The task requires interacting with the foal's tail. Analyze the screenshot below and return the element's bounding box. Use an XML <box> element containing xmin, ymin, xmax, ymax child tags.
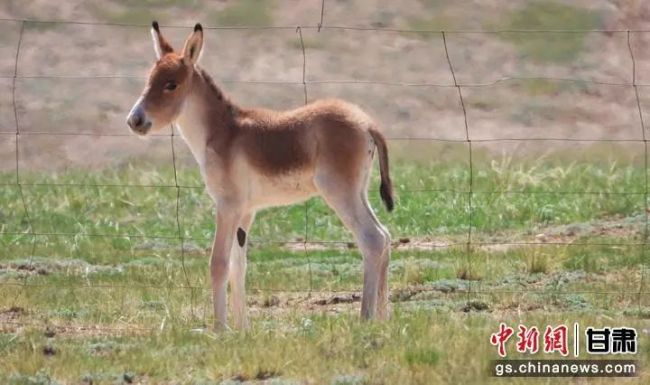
<box><xmin>369</xmin><ymin>128</ymin><xmax>394</xmax><ymax>212</ymax></box>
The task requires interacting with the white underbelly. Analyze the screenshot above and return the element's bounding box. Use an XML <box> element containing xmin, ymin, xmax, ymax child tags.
<box><xmin>249</xmin><ymin>171</ymin><xmax>318</xmax><ymax>209</ymax></box>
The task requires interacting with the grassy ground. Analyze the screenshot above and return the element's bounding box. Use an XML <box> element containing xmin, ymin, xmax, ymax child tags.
<box><xmin>1</xmin><ymin>146</ymin><xmax>650</xmax><ymax>384</ymax></box>
<box><xmin>1</xmin><ymin>0</ymin><xmax>648</xmax><ymax>383</ymax></box>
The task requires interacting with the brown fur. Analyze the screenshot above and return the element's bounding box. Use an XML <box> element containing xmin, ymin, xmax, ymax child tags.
<box><xmin>186</xmin><ymin>67</ymin><xmax>376</xmax><ymax>182</ymax></box>
<box><xmin>143</xmin><ymin>53</ymin><xmax>192</xmax><ymax>129</ymax></box>
<box><xmin>240</xmin><ymin>117</ymin><xmax>316</xmax><ymax>175</ymax></box>
<box><xmin>140</xmin><ymin>31</ymin><xmax>388</xmax><ymax>189</ymax></box>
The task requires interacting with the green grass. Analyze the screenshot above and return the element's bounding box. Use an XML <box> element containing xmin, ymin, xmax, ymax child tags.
<box><xmin>1</xmin><ymin>148</ymin><xmax>649</xmax><ymax>384</ymax></box>
<box><xmin>515</xmin><ymin>78</ymin><xmax>591</xmax><ymax>97</ymax></box>
<box><xmin>1</xmin><ymin>310</ymin><xmax>648</xmax><ymax>384</ymax></box>
<box><xmin>88</xmin><ymin>0</ymin><xmax>204</xmax><ymax>25</ymax></box>
<box><xmin>89</xmin><ymin>3</ymin><xmax>167</xmax><ymax>26</ymax></box>
<box><xmin>501</xmin><ymin>2</ymin><xmax>602</xmax><ymax>63</ymax></box>
<box><xmin>2</xmin><ymin>144</ymin><xmax>645</xmax><ymax>242</ymax></box>
<box><xmin>406</xmin><ymin>1</ymin><xmax>459</xmax><ymax>37</ymax></box>
<box><xmin>210</xmin><ymin>0</ymin><xmax>274</xmax><ymax>27</ymax></box>
<box><xmin>407</xmin><ymin>15</ymin><xmax>458</xmax><ymax>34</ymax></box>
<box><xmin>287</xmin><ymin>37</ymin><xmax>327</xmax><ymax>51</ymax></box>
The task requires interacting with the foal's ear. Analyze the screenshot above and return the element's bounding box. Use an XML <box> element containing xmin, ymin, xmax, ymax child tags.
<box><xmin>182</xmin><ymin>23</ymin><xmax>204</xmax><ymax>65</ymax></box>
<box><xmin>151</xmin><ymin>21</ymin><xmax>174</xmax><ymax>59</ymax></box>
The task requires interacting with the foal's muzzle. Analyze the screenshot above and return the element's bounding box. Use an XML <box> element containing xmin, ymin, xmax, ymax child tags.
<box><xmin>126</xmin><ymin>102</ymin><xmax>152</xmax><ymax>134</ymax></box>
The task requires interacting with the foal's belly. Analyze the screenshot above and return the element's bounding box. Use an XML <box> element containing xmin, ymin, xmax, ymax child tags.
<box><xmin>249</xmin><ymin>170</ymin><xmax>318</xmax><ymax>209</ymax></box>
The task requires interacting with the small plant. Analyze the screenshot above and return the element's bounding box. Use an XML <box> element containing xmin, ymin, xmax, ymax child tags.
<box><xmin>527</xmin><ymin>250</ymin><xmax>549</xmax><ymax>275</ymax></box>
<box><xmin>401</xmin><ymin>260</ymin><xmax>438</xmax><ymax>285</ymax></box>
<box><xmin>8</xmin><ymin>370</ymin><xmax>58</xmax><ymax>385</ymax></box>
<box><xmin>456</xmin><ymin>264</ymin><xmax>481</xmax><ymax>281</ymax></box>
<box><xmin>405</xmin><ymin>347</ymin><xmax>440</xmax><ymax>366</ymax></box>
<box><xmin>563</xmin><ymin>252</ymin><xmax>602</xmax><ymax>274</ymax></box>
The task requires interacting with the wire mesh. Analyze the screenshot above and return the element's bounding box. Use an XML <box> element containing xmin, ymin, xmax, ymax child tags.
<box><xmin>0</xmin><ymin>11</ymin><xmax>649</xmax><ymax>332</ymax></box>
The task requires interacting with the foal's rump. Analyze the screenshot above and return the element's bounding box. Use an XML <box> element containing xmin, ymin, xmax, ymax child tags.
<box><xmin>236</xmin><ymin>98</ymin><xmax>393</xmax><ymax>211</ymax></box>
<box><xmin>310</xmin><ymin>100</ymin><xmax>394</xmax><ymax>212</ymax></box>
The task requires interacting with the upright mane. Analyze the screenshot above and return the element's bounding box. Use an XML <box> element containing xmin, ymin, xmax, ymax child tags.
<box><xmin>194</xmin><ymin>65</ymin><xmax>242</xmax><ymax>144</ymax></box>
<box><xmin>196</xmin><ymin>66</ymin><xmax>238</xmax><ymax>110</ymax></box>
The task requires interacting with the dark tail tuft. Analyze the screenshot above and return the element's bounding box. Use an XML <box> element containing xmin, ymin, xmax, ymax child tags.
<box><xmin>380</xmin><ymin>181</ymin><xmax>394</xmax><ymax>212</ymax></box>
<box><xmin>369</xmin><ymin>128</ymin><xmax>394</xmax><ymax>212</ymax></box>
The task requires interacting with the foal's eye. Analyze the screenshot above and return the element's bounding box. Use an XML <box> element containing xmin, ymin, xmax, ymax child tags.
<box><xmin>164</xmin><ymin>82</ymin><xmax>177</xmax><ymax>91</ymax></box>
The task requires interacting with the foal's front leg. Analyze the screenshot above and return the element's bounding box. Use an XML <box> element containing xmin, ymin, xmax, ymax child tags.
<box><xmin>210</xmin><ymin>206</ymin><xmax>241</xmax><ymax>330</ymax></box>
<box><xmin>229</xmin><ymin>212</ymin><xmax>255</xmax><ymax>330</ymax></box>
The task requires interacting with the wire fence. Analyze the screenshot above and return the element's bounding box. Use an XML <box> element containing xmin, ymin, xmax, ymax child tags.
<box><xmin>1</xmin><ymin>8</ymin><xmax>650</xmax><ymax>332</ymax></box>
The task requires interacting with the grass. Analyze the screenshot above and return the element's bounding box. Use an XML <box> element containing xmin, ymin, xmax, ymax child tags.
<box><xmin>501</xmin><ymin>2</ymin><xmax>602</xmax><ymax>63</ymax></box>
<box><xmin>88</xmin><ymin>0</ymin><xmax>205</xmax><ymax>25</ymax></box>
<box><xmin>515</xmin><ymin>78</ymin><xmax>591</xmax><ymax>97</ymax></box>
<box><xmin>89</xmin><ymin>0</ymin><xmax>275</xmax><ymax>28</ymax></box>
<box><xmin>210</xmin><ymin>0</ymin><xmax>274</xmax><ymax>27</ymax></box>
<box><xmin>406</xmin><ymin>1</ymin><xmax>459</xmax><ymax>36</ymax></box>
<box><xmin>1</xmin><ymin>147</ymin><xmax>649</xmax><ymax>383</ymax></box>
<box><xmin>2</xmin><ymin>143</ymin><xmax>645</xmax><ymax>242</ymax></box>
<box><xmin>287</xmin><ymin>37</ymin><xmax>327</xmax><ymax>51</ymax></box>
<box><xmin>1</xmin><ymin>310</ymin><xmax>648</xmax><ymax>384</ymax></box>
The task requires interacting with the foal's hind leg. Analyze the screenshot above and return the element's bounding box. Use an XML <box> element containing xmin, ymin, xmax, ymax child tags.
<box><xmin>362</xmin><ymin>197</ymin><xmax>391</xmax><ymax>320</ymax></box>
<box><xmin>359</xmin><ymin>145</ymin><xmax>391</xmax><ymax>319</ymax></box>
<box><xmin>315</xmin><ymin>176</ymin><xmax>389</xmax><ymax>319</ymax></box>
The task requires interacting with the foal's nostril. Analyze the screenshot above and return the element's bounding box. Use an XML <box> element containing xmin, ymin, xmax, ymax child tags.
<box><xmin>127</xmin><ymin>112</ymin><xmax>147</xmax><ymax>131</ymax></box>
<box><xmin>132</xmin><ymin>114</ymin><xmax>143</xmax><ymax>128</ymax></box>
<box><xmin>127</xmin><ymin>102</ymin><xmax>151</xmax><ymax>133</ymax></box>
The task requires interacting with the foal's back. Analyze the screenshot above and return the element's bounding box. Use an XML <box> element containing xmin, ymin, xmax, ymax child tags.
<box><xmin>234</xmin><ymin>99</ymin><xmax>376</xmax><ymax>184</ymax></box>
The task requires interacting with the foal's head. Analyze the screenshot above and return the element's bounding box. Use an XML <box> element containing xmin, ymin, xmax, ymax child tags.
<box><xmin>126</xmin><ymin>21</ymin><xmax>204</xmax><ymax>135</ymax></box>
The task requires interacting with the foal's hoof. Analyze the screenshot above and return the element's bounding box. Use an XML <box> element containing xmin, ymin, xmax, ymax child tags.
<box><xmin>234</xmin><ymin>321</ymin><xmax>250</xmax><ymax>331</ymax></box>
<box><xmin>377</xmin><ymin>305</ymin><xmax>392</xmax><ymax>321</ymax></box>
<box><xmin>213</xmin><ymin>322</ymin><xmax>232</xmax><ymax>332</ymax></box>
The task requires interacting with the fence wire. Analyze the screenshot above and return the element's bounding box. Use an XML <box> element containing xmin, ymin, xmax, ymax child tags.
<box><xmin>1</xmin><ymin>11</ymin><xmax>649</xmax><ymax>332</ymax></box>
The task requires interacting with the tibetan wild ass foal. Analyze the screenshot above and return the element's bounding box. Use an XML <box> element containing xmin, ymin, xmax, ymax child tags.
<box><xmin>126</xmin><ymin>22</ymin><xmax>394</xmax><ymax>329</ymax></box>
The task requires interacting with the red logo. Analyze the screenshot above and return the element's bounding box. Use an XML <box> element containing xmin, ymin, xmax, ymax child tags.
<box><xmin>490</xmin><ymin>323</ymin><xmax>515</xmax><ymax>357</ymax></box>
<box><xmin>490</xmin><ymin>323</ymin><xmax>637</xmax><ymax>357</ymax></box>
<box><xmin>543</xmin><ymin>325</ymin><xmax>568</xmax><ymax>356</ymax></box>
<box><xmin>517</xmin><ymin>325</ymin><xmax>540</xmax><ymax>354</ymax></box>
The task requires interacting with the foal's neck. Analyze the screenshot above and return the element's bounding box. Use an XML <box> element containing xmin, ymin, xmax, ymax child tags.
<box><xmin>175</xmin><ymin>67</ymin><xmax>238</xmax><ymax>166</ymax></box>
